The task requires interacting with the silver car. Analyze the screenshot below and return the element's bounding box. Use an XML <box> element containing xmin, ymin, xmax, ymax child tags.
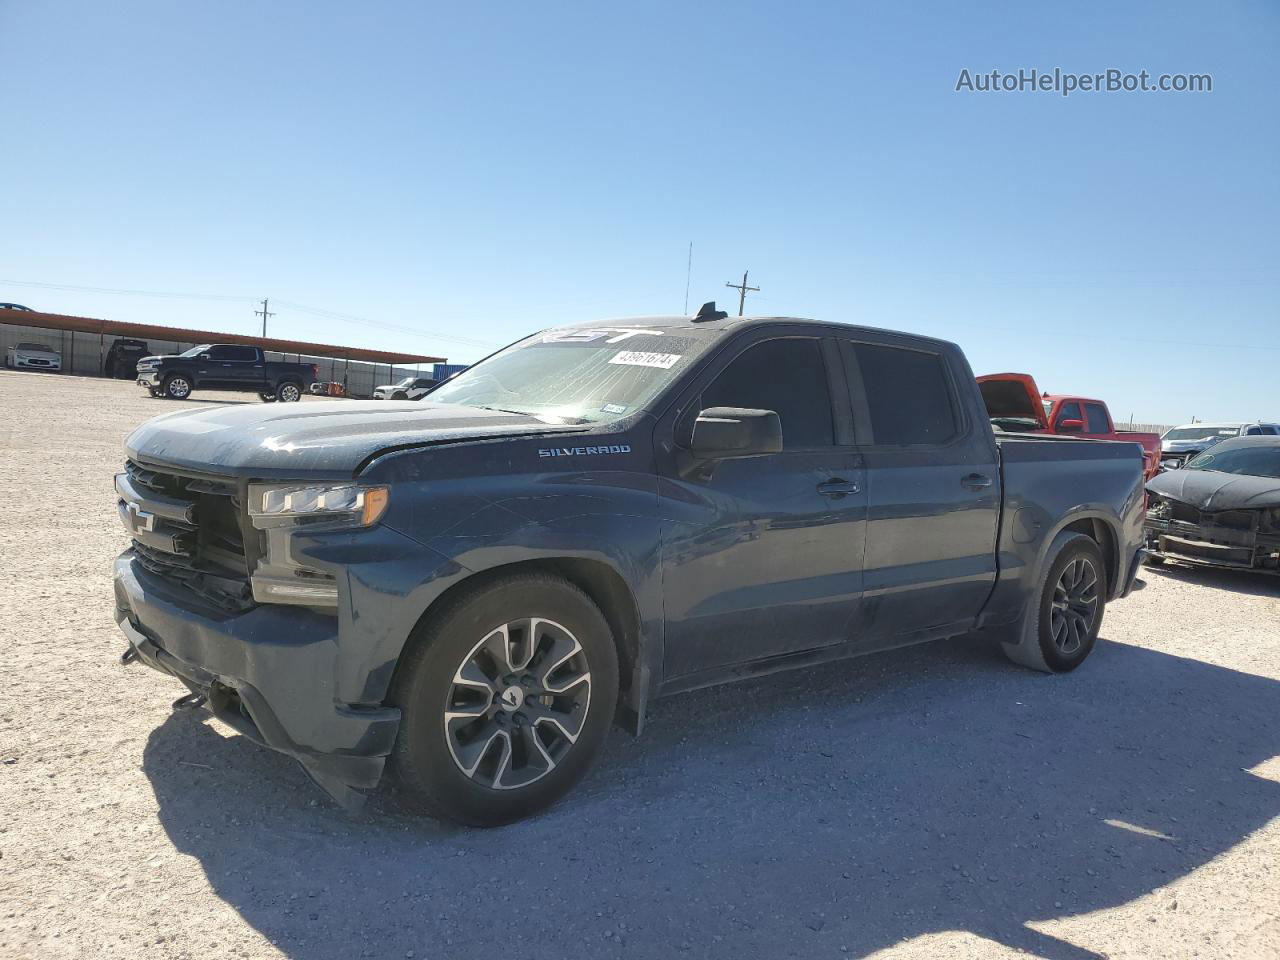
<box><xmin>1161</xmin><ymin>421</ymin><xmax>1280</xmax><ymax>469</ymax></box>
<box><xmin>5</xmin><ymin>341</ymin><xmax>62</xmax><ymax>372</ymax></box>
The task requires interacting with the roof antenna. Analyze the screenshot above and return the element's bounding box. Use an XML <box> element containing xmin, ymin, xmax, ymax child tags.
<box><xmin>693</xmin><ymin>301</ymin><xmax>728</xmax><ymax>322</ymax></box>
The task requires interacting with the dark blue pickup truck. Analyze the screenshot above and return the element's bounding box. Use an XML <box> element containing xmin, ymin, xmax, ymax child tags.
<box><xmin>113</xmin><ymin>310</ymin><xmax>1145</xmax><ymax>824</ymax></box>
<box><xmin>135</xmin><ymin>344</ymin><xmax>316</xmax><ymax>402</ymax></box>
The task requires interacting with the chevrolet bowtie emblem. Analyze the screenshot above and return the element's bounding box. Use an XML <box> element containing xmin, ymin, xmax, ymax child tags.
<box><xmin>120</xmin><ymin>501</ymin><xmax>157</xmax><ymax>534</ymax></box>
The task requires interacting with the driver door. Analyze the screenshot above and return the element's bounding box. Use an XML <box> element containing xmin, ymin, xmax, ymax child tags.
<box><xmin>655</xmin><ymin>330</ymin><xmax>868</xmax><ymax>682</ymax></box>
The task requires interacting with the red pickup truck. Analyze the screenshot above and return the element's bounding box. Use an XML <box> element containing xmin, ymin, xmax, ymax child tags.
<box><xmin>978</xmin><ymin>373</ymin><xmax>1161</xmax><ymax>481</ymax></box>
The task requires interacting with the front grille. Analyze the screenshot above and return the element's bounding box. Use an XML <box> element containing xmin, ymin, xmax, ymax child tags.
<box><xmin>120</xmin><ymin>459</ymin><xmax>254</xmax><ymax>612</ymax></box>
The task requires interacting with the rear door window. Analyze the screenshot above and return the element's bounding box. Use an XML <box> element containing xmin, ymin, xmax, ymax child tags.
<box><xmin>1084</xmin><ymin>402</ymin><xmax>1110</xmax><ymax>433</ymax></box>
<box><xmin>849</xmin><ymin>343</ymin><xmax>958</xmax><ymax>445</ymax></box>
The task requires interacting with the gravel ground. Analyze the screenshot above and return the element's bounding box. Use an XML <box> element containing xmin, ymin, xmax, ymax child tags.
<box><xmin>2</xmin><ymin>368</ymin><xmax>1278</xmax><ymax>960</ymax></box>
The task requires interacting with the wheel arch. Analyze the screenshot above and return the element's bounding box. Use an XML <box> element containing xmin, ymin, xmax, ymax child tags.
<box><xmin>1052</xmin><ymin>513</ymin><xmax>1120</xmax><ymax>598</ymax></box>
<box><xmin>389</xmin><ymin>556</ymin><xmax>644</xmax><ymax>727</ymax></box>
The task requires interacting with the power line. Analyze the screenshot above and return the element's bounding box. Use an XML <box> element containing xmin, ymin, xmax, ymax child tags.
<box><xmin>725</xmin><ymin>270</ymin><xmax>760</xmax><ymax>316</ymax></box>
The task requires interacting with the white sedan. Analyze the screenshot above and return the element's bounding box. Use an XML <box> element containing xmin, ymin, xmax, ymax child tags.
<box><xmin>5</xmin><ymin>341</ymin><xmax>62</xmax><ymax>372</ymax></box>
<box><xmin>372</xmin><ymin>376</ymin><xmax>437</xmax><ymax>400</ymax></box>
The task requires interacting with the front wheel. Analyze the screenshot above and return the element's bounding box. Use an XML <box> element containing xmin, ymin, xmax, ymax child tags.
<box><xmin>389</xmin><ymin>573</ymin><xmax>619</xmax><ymax>826</ymax></box>
<box><xmin>1002</xmin><ymin>533</ymin><xmax>1106</xmax><ymax>673</ymax></box>
<box><xmin>391</xmin><ymin>391</ymin><xmax>408</xmax><ymax>400</ymax></box>
<box><xmin>276</xmin><ymin>381</ymin><xmax>301</xmax><ymax>402</ymax></box>
<box><xmin>162</xmin><ymin>375</ymin><xmax>192</xmax><ymax>400</ymax></box>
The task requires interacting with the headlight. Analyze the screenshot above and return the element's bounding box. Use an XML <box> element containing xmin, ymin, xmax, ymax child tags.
<box><xmin>247</xmin><ymin>483</ymin><xmax>389</xmax><ymax>607</ymax></box>
<box><xmin>248</xmin><ymin>483</ymin><xmax>389</xmax><ymax>528</ymax></box>
<box><xmin>1147</xmin><ymin>497</ymin><xmax>1171</xmax><ymax>520</ymax></box>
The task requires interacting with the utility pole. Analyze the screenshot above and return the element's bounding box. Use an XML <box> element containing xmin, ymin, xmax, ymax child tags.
<box><xmin>724</xmin><ymin>271</ymin><xmax>759</xmax><ymax>316</ymax></box>
<box><xmin>255</xmin><ymin>298</ymin><xmax>275</xmax><ymax>338</ymax></box>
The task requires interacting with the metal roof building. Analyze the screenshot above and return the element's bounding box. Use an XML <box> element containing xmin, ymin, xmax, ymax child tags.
<box><xmin>0</xmin><ymin>309</ymin><xmax>450</xmax><ymax>397</ymax></box>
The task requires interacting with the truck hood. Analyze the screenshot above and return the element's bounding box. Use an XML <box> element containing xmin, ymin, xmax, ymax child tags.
<box><xmin>976</xmin><ymin>373</ymin><xmax>1048</xmax><ymax>430</ymax></box>
<box><xmin>1147</xmin><ymin>468</ymin><xmax>1280</xmax><ymax>511</ymax></box>
<box><xmin>125</xmin><ymin>400</ymin><xmax>584</xmax><ymax>477</ymax></box>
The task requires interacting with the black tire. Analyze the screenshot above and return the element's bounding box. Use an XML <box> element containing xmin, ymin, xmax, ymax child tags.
<box><xmin>276</xmin><ymin>380</ymin><xmax>302</xmax><ymax>402</ymax></box>
<box><xmin>162</xmin><ymin>374</ymin><xmax>192</xmax><ymax>400</ymax></box>
<box><xmin>389</xmin><ymin>573</ymin><xmax>619</xmax><ymax>826</ymax></box>
<box><xmin>391</xmin><ymin>391</ymin><xmax>408</xmax><ymax>400</ymax></box>
<box><xmin>1002</xmin><ymin>533</ymin><xmax>1106</xmax><ymax>673</ymax></box>
<box><xmin>259</xmin><ymin>392</ymin><xmax>277</xmax><ymax>403</ymax></box>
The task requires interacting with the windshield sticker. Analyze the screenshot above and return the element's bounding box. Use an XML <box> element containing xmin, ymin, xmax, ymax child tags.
<box><xmin>601</xmin><ymin>403</ymin><xmax>628</xmax><ymax>414</ymax></box>
<box><xmin>608</xmin><ymin>351</ymin><xmax>682</xmax><ymax>370</ymax></box>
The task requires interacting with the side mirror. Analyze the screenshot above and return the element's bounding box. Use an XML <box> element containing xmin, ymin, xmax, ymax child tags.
<box><xmin>690</xmin><ymin>407</ymin><xmax>783</xmax><ymax>459</ymax></box>
<box><xmin>1057</xmin><ymin>418</ymin><xmax>1084</xmax><ymax>433</ymax></box>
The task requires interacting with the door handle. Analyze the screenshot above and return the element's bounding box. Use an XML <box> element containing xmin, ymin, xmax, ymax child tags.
<box><xmin>961</xmin><ymin>473</ymin><xmax>993</xmax><ymax>490</ymax></box>
<box><xmin>817</xmin><ymin>479</ymin><xmax>860</xmax><ymax>497</ymax></box>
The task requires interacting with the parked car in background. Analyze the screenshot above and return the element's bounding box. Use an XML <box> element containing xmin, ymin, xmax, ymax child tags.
<box><xmin>977</xmin><ymin>373</ymin><xmax>1162</xmax><ymax>480</ymax></box>
<box><xmin>0</xmin><ymin>303</ymin><xmax>35</xmax><ymax>311</ymax></box>
<box><xmin>1145</xmin><ymin>436</ymin><xmax>1280</xmax><ymax>574</ymax></box>
<box><xmin>5</xmin><ymin>341</ymin><xmax>62</xmax><ymax>371</ymax></box>
<box><xmin>310</xmin><ymin>381</ymin><xmax>346</xmax><ymax>396</ymax></box>
<box><xmin>372</xmin><ymin>376</ymin><xmax>438</xmax><ymax>400</ymax></box>
<box><xmin>135</xmin><ymin>344</ymin><xmax>317</xmax><ymax>401</ymax></box>
<box><xmin>113</xmin><ymin>312</ymin><xmax>1144</xmax><ymax>824</ymax></box>
<box><xmin>1159</xmin><ymin>422</ymin><xmax>1280</xmax><ymax>470</ymax></box>
<box><xmin>103</xmin><ymin>338</ymin><xmax>151</xmax><ymax>379</ymax></box>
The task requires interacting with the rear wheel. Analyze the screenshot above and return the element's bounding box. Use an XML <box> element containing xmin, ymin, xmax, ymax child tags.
<box><xmin>390</xmin><ymin>573</ymin><xmax>619</xmax><ymax>826</ymax></box>
<box><xmin>1002</xmin><ymin>533</ymin><xmax>1106</xmax><ymax>673</ymax></box>
<box><xmin>276</xmin><ymin>381</ymin><xmax>301</xmax><ymax>402</ymax></box>
<box><xmin>162</xmin><ymin>375</ymin><xmax>191</xmax><ymax>400</ymax></box>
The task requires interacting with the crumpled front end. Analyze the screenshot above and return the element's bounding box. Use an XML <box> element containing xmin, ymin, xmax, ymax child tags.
<box><xmin>1144</xmin><ymin>496</ymin><xmax>1280</xmax><ymax>573</ymax></box>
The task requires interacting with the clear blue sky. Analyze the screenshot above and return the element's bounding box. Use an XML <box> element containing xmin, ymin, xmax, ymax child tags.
<box><xmin>2</xmin><ymin>1</ymin><xmax>1276</xmax><ymax>423</ymax></box>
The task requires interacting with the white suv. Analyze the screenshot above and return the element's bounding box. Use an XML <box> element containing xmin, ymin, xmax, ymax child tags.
<box><xmin>372</xmin><ymin>376</ymin><xmax>438</xmax><ymax>401</ymax></box>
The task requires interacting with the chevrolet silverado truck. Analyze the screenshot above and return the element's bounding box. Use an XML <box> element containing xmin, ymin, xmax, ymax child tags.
<box><xmin>113</xmin><ymin>308</ymin><xmax>1145</xmax><ymax>825</ymax></box>
<box><xmin>136</xmin><ymin>344</ymin><xmax>317</xmax><ymax>402</ymax></box>
<box><xmin>978</xmin><ymin>373</ymin><xmax>1161</xmax><ymax>481</ymax></box>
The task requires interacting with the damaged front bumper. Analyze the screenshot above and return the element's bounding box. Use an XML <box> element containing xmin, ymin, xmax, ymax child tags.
<box><xmin>113</xmin><ymin>554</ymin><xmax>401</xmax><ymax>807</ymax></box>
<box><xmin>1144</xmin><ymin>517</ymin><xmax>1280</xmax><ymax>574</ymax></box>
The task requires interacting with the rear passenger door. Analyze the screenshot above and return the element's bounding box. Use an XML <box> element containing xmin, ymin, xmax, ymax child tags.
<box><xmin>838</xmin><ymin>335</ymin><xmax>1001</xmax><ymax>647</ymax></box>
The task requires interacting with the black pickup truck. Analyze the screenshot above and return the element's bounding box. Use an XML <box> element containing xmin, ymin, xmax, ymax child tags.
<box><xmin>135</xmin><ymin>344</ymin><xmax>317</xmax><ymax>402</ymax></box>
<box><xmin>113</xmin><ymin>309</ymin><xmax>1145</xmax><ymax>824</ymax></box>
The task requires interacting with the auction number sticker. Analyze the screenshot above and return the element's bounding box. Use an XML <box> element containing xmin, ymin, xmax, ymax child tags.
<box><xmin>608</xmin><ymin>351</ymin><xmax>683</xmax><ymax>369</ymax></box>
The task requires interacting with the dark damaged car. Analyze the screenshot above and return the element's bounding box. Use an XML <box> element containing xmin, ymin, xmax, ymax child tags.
<box><xmin>1145</xmin><ymin>436</ymin><xmax>1280</xmax><ymax>574</ymax></box>
<box><xmin>112</xmin><ymin>310</ymin><xmax>1145</xmax><ymax>825</ymax></box>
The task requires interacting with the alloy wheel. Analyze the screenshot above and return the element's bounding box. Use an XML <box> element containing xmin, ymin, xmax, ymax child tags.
<box><xmin>167</xmin><ymin>377</ymin><xmax>191</xmax><ymax>399</ymax></box>
<box><xmin>1049</xmin><ymin>557</ymin><xmax>1099</xmax><ymax>655</ymax></box>
<box><xmin>280</xmin><ymin>383</ymin><xmax>300</xmax><ymax>401</ymax></box>
<box><xmin>444</xmin><ymin>618</ymin><xmax>592</xmax><ymax>790</ymax></box>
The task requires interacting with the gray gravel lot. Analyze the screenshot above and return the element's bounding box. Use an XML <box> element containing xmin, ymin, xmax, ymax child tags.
<box><xmin>2</xmin><ymin>369</ymin><xmax>1278</xmax><ymax>960</ymax></box>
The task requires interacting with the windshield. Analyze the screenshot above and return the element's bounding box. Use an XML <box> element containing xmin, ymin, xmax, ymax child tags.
<box><xmin>1164</xmin><ymin>425</ymin><xmax>1238</xmax><ymax>442</ymax></box>
<box><xmin>428</xmin><ymin>326</ymin><xmax>716</xmax><ymax>424</ymax></box>
<box><xmin>178</xmin><ymin>345</ymin><xmax>212</xmax><ymax>357</ymax></box>
<box><xmin>1185</xmin><ymin>445</ymin><xmax>1280</xmax><ymax>479</ymax></box>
